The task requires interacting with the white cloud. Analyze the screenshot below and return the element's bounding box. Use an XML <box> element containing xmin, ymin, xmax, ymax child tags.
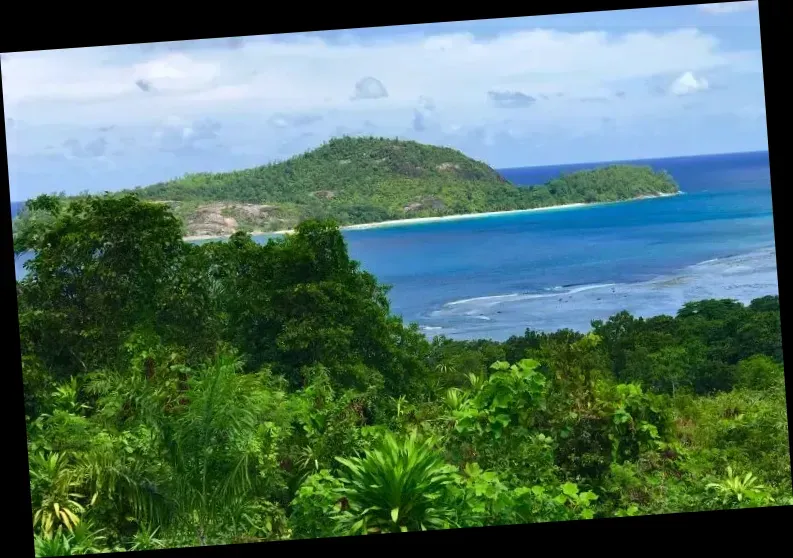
<box><xmin>1</xmin><ymin>19</ymin><xmax>768</xmax><ymax>198</ymax></box>
<box><xmin>352</xmin><ymin>77</ymin><xmax>389</xmax><ymax>100</ymax></box>
<box><xmin>669</xmin><ymin>71</ymin><xmax>710</xmax><ymax>96</ymax></box>
<box><xmin>151</xmin><ymin>116</ymin><xmax>222</xmax><ymax>154</ymax></box>
<box><xmin>1</xmin><ymin>27</ymin><xmax>758</xmax><ymax>128</ymax></box>
<box><xmin>698</xmin><ymin>2</ymin><xmax>757</xmax><ymax>14</ymax></box>
<box><xmin>132</xmin><ymin>53</ymin><xmax>220</xmax><ymax>93</ymax></box>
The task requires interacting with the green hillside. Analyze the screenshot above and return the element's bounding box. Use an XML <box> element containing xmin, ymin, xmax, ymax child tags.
<box><xmin>129</xmin><ymin>136</ymin><xmax>680</xmax><ymax>236</ymax></box>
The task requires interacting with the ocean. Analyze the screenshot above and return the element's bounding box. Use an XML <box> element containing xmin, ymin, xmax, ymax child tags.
<box><xmin>11</xmin><ymin>151</ymin><xmax>778</xmax><ymax>341</ymax></box>
<box><xmin>328</xmin><ymin>150</ymin><xmax>778</xmax><ymax>340</ymax></box>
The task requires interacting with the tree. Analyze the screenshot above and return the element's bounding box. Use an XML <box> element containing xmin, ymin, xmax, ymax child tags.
<box><xmin>734</xmin><ymin>355</ymin><xmax>784</xmax><ymax>391</ymax></box>
<box><xmin>200</xmin><ymin>221</ymin><xmax>431</xmax><ymax>395</ymax></box>
<box><xmin>162</xmin><ymin>351</ymin><xmax>288</xmax><ymax>545</ymax></box>
<box><xmin>16</xmin><ymin>194</ymin><xmax>217</xmax><ymax>381</ymax></box>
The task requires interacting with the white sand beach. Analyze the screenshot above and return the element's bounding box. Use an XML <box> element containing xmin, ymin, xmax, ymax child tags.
<box><xmin>182</xmin><ymin>191</ymin><xmax>680</xmax><ymax>242</ymax></box>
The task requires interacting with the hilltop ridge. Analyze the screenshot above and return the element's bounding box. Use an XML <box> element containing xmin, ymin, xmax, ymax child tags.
<box><xmin>18</xmin><ymin>137</ymin><xmax>682</xmax><ymax>238</ymax></box>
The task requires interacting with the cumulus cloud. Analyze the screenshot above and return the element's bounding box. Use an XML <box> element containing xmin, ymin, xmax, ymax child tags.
<box><xmin>0</xmin><ymin>19</ymin><xmax>767</xmax><ymax>197</ymax></box>
<box><xmin>184</xmin><ymin>119</ymin><xmax>221</xmax><ymax>141</ymax></box>
<box><xmin>412</xmin><ymin>95</ymin><xmax>436</xmax><ymax>132</ymax></box>
<box><xmin>488</xmin><ymin>90</ymin><xmax>536</xmax><ymax>108</ymax></box>
<box><xmin>412</xmin><ymin>111</ymin><xmax>428</xmax><ymax>132</ymax></box>
<box><xmin>352</xmin><ymin>76</ymin><xmax>389</xmax><ymax>100</ymax></box>
<box><xmin>84</xmin><ymin>137</ymin><xmax>109</xmax><ymax>157</ymax></box>
<box><xmin>418</xmin><ymin>96</ymin><xmax>435</xmax><ymax>112</ymax></box>
<box><xmin>268</xmin><ymin>113</ymin><xmax>323</xmax><ymax>128</ymax></box>
<box><xmin>698</xmin><ymin>2</ymin><xmax>757</xmax><ymax>14</ymax></box>
<box><xmin>62</xmin><ymin>137</ymin><xmax>109</xmax><ymax>159</ymax></box>
<box><xmin>333</xmin><ymin>121</ymin><xmax>379</xmax><ymax>138</ymax></box>
<box><xmin>155</xmin><ymin>117</ymin><xmax>222</xmax><ymax>154</ymax></box>
<box><xmin>62</xmin><ymin>138</ymin><xmax>82</xmax><ymax>155</ymax></box>
<box><xmin>669</xmin><ymin>71</ymin><xmax>710</xmax><ymax>96</ymax></box>
<box><xmin>135</xmin><ymin>79</ymin><xmax>153</xmax><ymax>92</ymax></box>
<box><xmin>1</xmin><ymin>27</ymin><xmax>758</xmax><ymax>127</ymax></box>
<box><xmin>132</xmin><ymin>53</ymin><xmax>219</xmax><ymax>95</ymax></box>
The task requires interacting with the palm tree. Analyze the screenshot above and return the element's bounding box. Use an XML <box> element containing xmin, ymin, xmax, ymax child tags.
<box><xmin>335</xmin><ymin>432</ymin><xmax>459</xmax><ymax>534</ymax></box>
<box><xmin>164</xmin><ymin>351</ymin><xmax>279</xmax><ymax>545</ymax></box>
<box><xmin>73</xmin><ymin>349</ymin><xmax>285</xmax><ymax>546</ymax></box>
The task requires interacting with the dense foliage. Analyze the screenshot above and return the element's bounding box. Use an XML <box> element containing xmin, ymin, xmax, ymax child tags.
<box><xmin>16</xmin><ymin>194</ymin><xmax>789</xmax><ymax>555</ymax></box>
<box><xmin>13</xmin><ymin>138</ymin><xmax>681</xmax><ymax>236</ymax></box>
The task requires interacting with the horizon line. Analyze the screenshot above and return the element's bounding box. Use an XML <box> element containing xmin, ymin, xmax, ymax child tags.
<box><xmin>496</xmin><ymin>149</ymin><xmax>770</xmax><ymax>172</ymax></box>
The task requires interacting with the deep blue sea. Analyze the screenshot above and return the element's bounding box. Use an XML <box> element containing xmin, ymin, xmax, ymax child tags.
<box><xmin>12</xmin><ymin>150</ymin><xmax>778</xmax><ymax>341</ymax></box>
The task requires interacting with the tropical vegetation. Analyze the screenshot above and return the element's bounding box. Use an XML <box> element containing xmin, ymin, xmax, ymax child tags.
<box><xmin>14</xmin><ymin>193</ymin><xmax>788</xmax><ymax>556</ymax></box>
<box><xmin>12</xmin><ymin>137</ymin><xmax>681</xmax><ymax>236</ymax></box>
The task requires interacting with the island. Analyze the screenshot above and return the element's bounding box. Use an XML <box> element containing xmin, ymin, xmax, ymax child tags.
<box><xmin>14</xmin><ymin>139</ymin><xmax>786</xmax><ymax>552</ymax></box>
<box><xmin>13</xmin><ymin>136</ymin><xmax>681</xmax><ymax>240</ymax></box>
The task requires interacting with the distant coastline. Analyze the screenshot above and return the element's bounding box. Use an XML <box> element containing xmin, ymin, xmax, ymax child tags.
<box><xmin>183</xmin><ymin>191</ymin><xmax>681</xmax><ymax>242</ymax></box>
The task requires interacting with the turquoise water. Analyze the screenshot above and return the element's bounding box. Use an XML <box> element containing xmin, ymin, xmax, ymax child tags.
<box><xmin>318</xmin><ymin>151</ymin><xmax>777</xmax><ymax>339</ymax></box>
<box><xmin>13</xmin><ymin>151</ymin><xmax>777</xmax><ymax>341</ymax></box>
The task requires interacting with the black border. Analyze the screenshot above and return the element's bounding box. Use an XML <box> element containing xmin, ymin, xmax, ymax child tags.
<box><xmin>2</xmin><ymin>1</ymin><xmax>789</xmax><ymax>556</ymax></box>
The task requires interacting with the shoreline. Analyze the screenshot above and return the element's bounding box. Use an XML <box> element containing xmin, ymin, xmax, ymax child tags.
<box><xmin>420</xmin><ymin>245</ymin><xmax>778</xmax><ymax>341</ymax></box>
<box><xmin>182</xmin><ymin>191</ymin><xmax>681</xmax><ymax>242</ymax></box>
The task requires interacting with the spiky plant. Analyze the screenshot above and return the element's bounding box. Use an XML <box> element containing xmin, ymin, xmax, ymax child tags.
<box><xmin>443</xmin><ymin>388</ymin><xmax>468</xmax><ymax>412</ymax></box>
<box><xmin>33</xmin><ymin>529</ymin><xmax>74</xmax><ymax>557</ymax></box>
<box><xmin>69</xmin><ymin>519</ymin><xmax>109</xmax><ymax>554</ymax></box>
<box><xmin>129</xmin><ymin>523</ymin><xmax>166</xmax><ymax>551</ymax></box>
<box><xmin>466</xmin><ymin>372</ymin><xmax>486</xmax><ymax>392</ymax></box>
<box><xmin>29</xmin><ymin>452</ymin><xmax>86</xmax><ymax>537</ymax></box>
<box><xmin>33</xmin><ymin>520</ymin><xmax>109</xmax><ymax>557</ymax></box>
<box><xmin>706</xmin><ymin>466</ymin><xmax>774</xmax><ymax>507</ymax></box>
<box><xmin>335</xmin><ymin>432</ymin><xmax>459</xmax><ymax>534</ymax></box>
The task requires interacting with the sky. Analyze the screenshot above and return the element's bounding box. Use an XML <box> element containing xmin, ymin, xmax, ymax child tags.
<box><xmin>1</xmin><ymin>1</ymin><xmax>767</xmax><ymax>202</ymax></box>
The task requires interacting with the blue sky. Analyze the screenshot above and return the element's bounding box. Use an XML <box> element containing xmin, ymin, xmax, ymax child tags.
<box><xmin>2</xmin><ymin>1</ymin><xmax>767</xmax><ymax>201</ymax></box>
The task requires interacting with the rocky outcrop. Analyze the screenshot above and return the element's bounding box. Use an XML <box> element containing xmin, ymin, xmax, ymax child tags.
<box><xmin>403</xmin><ymin>197</ymin><xmax>446</xmax><ymax>213</ymax></box>
<box><xmin>184</xmin><ymin>203</ymin><xmax>278</xmax><ymax>236</ymax></box>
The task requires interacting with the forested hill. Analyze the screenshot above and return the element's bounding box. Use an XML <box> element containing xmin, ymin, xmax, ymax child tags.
<box><xmin>39</xmin><ymin>137</ymin><xmax>681</xmax><ymax>237</ymax></box>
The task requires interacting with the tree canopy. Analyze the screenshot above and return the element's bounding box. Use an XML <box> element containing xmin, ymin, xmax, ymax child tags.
<box><xmin>14</xmin><ymin>137</ymin><xmax>681</xmax><ymax>237</ymax></box>
<box><xmin>15</xmin><ymin>194</ymin><xmax>788</xmax><ymax>555</ymax></box>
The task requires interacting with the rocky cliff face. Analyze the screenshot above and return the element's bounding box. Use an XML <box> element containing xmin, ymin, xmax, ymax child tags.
<box><xmin>183</xmin><ymin>203</ymin><xmax>282</xmax><ymax>236</ymax></box>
